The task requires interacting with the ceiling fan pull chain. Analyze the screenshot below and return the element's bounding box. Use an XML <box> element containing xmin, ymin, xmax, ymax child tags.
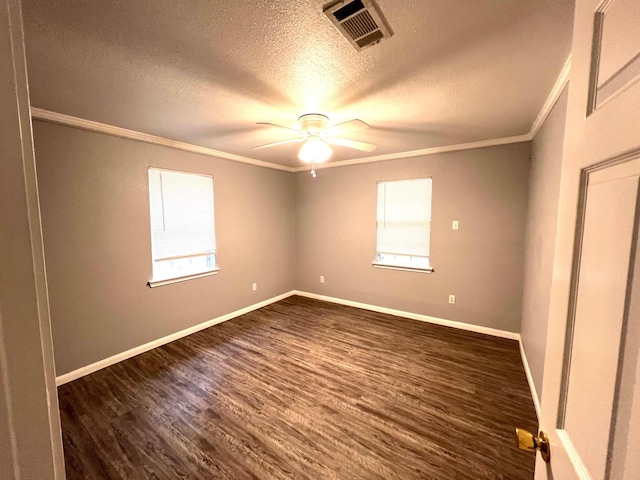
<box><xmin>311</xmin><ymin>157</ymin><xmax>317</xmax><ymax>178</ymax></box>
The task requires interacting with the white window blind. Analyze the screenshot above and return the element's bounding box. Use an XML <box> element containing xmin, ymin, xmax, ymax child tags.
<box><xmin>148</xmin><ymin>168</ymin><xmax>217</xmax><ymax>284</ymax></box>
<box><xmin>375</xmin><ymin>177</ymin><xmax>432</xmax><ymax>271</ymax></box>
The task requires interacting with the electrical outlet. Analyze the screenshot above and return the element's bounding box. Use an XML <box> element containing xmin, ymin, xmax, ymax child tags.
<box><xmin>452</xmin><ymin>220</ymin><xmax>459</xmax><ymax>230</ymax></box>
<box><xmin>320</xmin><ymin>276</ymin><xmax>325</xmax><ymax>283</ymax></box>
<box><xmin>449</xmin><ymin>294</ymin><xmax>456</xmax><ymax>304</ymax></box>
<box><xmin>252</xmin><ymin>283</ymin><xmax>257</xmax><ymax>292</ymax></box>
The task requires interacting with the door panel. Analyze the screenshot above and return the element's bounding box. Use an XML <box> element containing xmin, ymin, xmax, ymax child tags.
<box><xmin>608</xmin><ymin>236</ymin><xmax>640</xmax><ymax>479</ymax></box>
<box><xmin>591</xmin><ymin>0</ymin><xmax>640</xmax><ymax>109</ymax></box>
<box><xmin>597</xmin><ymin>0</ymin><xmax>640</xmax><ymax>85</ymax></box>
<box><xmin>563</xmin><ymin>173</ymin><xmax>639</xmax><ymax>479</ymax></box>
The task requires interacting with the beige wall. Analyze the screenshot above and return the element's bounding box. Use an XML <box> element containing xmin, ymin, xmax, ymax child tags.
<box><xmin>36</xmin><ymin>122</ymin><xmax>532</xmax><ymax>377</ymax></box>
<box><xmin>520</xmin><ymin>87</ymin><xmax>569</xmax><ymax>403</ymax></box>
<box><xmin>34</xmin><ymin>122</ymin><xmax>295</xmax><ymax>376</ymax></box>
<box><xmin>295</xmin><ymin>143</ymin><xmax>531</xmax><ymax>333</ymax></box>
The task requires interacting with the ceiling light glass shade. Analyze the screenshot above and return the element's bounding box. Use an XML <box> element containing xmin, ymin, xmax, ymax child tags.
<box><xmin>298</xmin><ymin>136</ymin><xmax>332</xmax><ymax>163</ymax></box>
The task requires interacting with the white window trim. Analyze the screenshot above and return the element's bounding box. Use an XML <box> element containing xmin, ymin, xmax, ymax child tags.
<box><xmin>147</xmin><ymin>268</ymin><xmax>219</xmax><ymax>288</ymax></box>
<box><xmin>371</xmin><ymin>262</ymin><xmax>434</xmax><ymax>274</ymax></box>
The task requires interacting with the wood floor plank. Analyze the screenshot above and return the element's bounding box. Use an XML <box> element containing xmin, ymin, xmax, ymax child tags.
<box><xmin>58</xmin><ymin>295</ymin><xmax>538</xmax><ymax>479</ymax></box>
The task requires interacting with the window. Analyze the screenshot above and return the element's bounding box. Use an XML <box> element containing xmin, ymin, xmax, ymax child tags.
<box><xmin>374</xmin><ymin>177</ymin><xmax>433</xmax><ymax>273</ymax></box>
<box><xmin>147</xmin><ymin>168</ymin><xmax>217</xmax><ymax>287</ymax></box>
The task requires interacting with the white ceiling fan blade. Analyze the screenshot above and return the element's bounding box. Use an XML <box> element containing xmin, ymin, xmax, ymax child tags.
<box><xmin>326</xmin><ymin>137</ymin><xmax>377</xmax><ymax>152</ymax></box>
<box><xmin>257</xmin><ymin>122</ymin><xmax>301</xmax><ymax>134</ymax></box>
<box><xmin>252</xmin><ymin>137</ymin><xmax>304</xmax><ymax>150</ymax></box>
<box><xmin>325</xmin><ymin>119</ymin><xmax>370</xmax><ymax>136</ymax></box>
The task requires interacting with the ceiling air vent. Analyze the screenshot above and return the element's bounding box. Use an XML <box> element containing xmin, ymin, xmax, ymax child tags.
<box><xmin>323</xmin><ymin>0</ymin><xmax>393</xmax><ymax>51</ymax></box>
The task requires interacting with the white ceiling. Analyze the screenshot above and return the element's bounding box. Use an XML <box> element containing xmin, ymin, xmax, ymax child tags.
<box><xmin>22</xmin><ymin>0</ymin><xmax>575</xmax><ymax>168</ymax></box>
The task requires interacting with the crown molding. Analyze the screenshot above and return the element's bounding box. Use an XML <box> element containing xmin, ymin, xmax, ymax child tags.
<box><xmin>528</xmin><ymin>55</ymin><xmax>572</xmax><ymax>139</ymax></box>
<box><xmin>292</xmin><ymin>133</ymin><xmax>532</xmax><ymax>172</ymax></box>
<box><xmin>30</xmin><ymin>107</ymin><xmax>296</xmax><ymax>172</ymax></box>
<box><xmin>293</xmin><ymin>55</ymin><xmax>571</xmax><ymax>172</ymax></box>
<box><xmin>31</xmin><ymin>56</ymin><xmax>571</xmax><ymax>174</ymax></box>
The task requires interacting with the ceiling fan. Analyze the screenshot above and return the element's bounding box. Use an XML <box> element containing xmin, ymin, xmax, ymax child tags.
<box><xmin>253</xmin><ymin>114</ymin><xmax>377</xmax><ymax>177</ymax></box>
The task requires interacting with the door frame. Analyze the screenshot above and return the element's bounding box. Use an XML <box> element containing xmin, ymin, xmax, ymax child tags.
<box><xmin>537</xmin><ymin>0</ymin><xmax>640</xmax><ymax>477</ymax></box>
<box><xmin>0</xmin><ymin>0</ymin><xmax>66</xmax><ymax>477</ymax></box>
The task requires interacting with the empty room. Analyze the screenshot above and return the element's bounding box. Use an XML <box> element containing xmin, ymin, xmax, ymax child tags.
<box><xmin>4</xmin><ymin>0</ymin><xmax>640</xmax><ymax>479</ymax></box>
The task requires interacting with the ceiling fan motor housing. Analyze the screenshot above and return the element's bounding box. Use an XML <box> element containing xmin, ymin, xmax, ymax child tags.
<box><xmin>298</xmin><ymin>114</ymin><xmax>329</xmax><ymax>135</ymax></box>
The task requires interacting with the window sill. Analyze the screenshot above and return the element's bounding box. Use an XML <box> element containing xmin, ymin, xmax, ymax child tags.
<box><xmin>372</xmin><ymin>262</ymin><xmax>434</xmax><ymax>274</ymax></box>
<box><xmin>147</xmin><ymin>268</ymin><xmax>219</xmax><ymax>288</ymax></box>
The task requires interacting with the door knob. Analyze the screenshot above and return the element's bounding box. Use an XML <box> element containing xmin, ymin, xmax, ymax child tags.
<box><xmin>515</xmin><ymin>428</ymin><xmax>551</xmax><ymax>463</ymax></box>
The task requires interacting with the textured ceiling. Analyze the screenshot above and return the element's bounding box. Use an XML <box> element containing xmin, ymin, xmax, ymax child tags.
<box><xmin>22</xmin><ymin>0</ymin><xmax>574</xmax><ymax>168</ymax></box>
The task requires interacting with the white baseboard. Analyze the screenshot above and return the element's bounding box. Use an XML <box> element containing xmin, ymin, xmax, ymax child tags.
<box><xmin>292</xmin><ymin>290</ymin><xmax>520</xmax><ymax>340</ymax></box>
<box><xmin>518</xmin><ymin>337</ymin><xmax>541</xmax><ymax>419</ymax></box>
<box><xmin>57</xmin><ymin>289</ymin><xmax>529</xmax><ymax>396</ymax></box>
<box><xmin>294</xmin><ymin>290</ymin><xmax>541</xmax><ymax>416</ymax></box>
<box><xmin>55</xmin><ymin>290</ymin><xmax>296</xmax><ymax>386</ymax></box>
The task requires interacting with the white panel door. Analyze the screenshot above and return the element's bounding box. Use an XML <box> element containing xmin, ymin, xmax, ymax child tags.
<box><xmin>536</xmin><ymin>0</ymin><xmax>640</xmax><ymax>479</ymax></box>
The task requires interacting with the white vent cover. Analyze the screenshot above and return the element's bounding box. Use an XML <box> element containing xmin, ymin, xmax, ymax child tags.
<box><xmin>323</xmin><ymin>0</ymin><xmax>393</xmax><ymax>51</ymax></box>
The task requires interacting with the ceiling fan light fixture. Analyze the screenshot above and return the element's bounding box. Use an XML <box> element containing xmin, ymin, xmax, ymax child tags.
<box><xmin>298</xmin><ymin>136</ymin><xmax>332</xmax><ymax>163</ymax></box>
<box><xmin>254</xmin><ymin>113</ymin><xmax>375</xmax><ymax>177</ymax></box>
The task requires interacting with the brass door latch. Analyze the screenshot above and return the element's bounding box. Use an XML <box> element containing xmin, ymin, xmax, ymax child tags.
<box><xmin>515</xmin><ymin>428</ymin><xmax>551</xmax><ymax>463</ymax></box>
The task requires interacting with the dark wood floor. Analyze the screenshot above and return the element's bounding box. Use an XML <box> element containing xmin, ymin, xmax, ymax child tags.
<box><xmin>58</xmin><ymin>295</ymin><xmax>538</xmax><ymax>479</ymax></box>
